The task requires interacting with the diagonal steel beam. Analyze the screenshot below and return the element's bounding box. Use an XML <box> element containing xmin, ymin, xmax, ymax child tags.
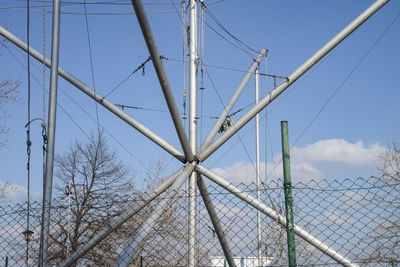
<box><xmin>197</xmin><ymin>0</ymin><xmax>390</xmax><ymax>162</ymax></box>
<box><xmin>58</xmin><ymin>167</ymin><xmax>185</xmax><ymax>267</ymax></box>
<box><xmin>197</xmin><ymin>175</ymin><xmax>237</xmax><ymax>267</ymax></box>
<box><xmin>115</xmin><ymin>163</ymin><xmax>195</xmax><ymax>267</ymax></box>
<box><xmin>131</xmin><ymin>0</ymin><xmax>194</xmax><ymax>162</ymax></box>
<box><xmin>199</xmin><ymin>48</ymin><xmax>267</xmax><ymax>153</ymax></box>
<box><xmin>0</xmin><ymin>26</ymin><xmax>186</xmax><ymax>163</ymax></box>
<box><xmin>197</xmin><ymin>165</ymin><xmax>358</xmax><ymax>267</ymax></box>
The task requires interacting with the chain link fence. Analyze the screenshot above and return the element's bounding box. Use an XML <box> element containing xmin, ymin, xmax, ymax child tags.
<box><xmin>1</xmin><ymin>175</ymin><xmax>399</xmax><ymax>266</ymax></box>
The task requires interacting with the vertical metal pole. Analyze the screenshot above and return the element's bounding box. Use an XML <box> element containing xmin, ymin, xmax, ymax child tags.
<box><xmin>40</xmin><ymin>0</ymin><xmax>61</xmax><ymax>266</ymax></box>
<box><xmin>189</xmin><ymin>0</ymin><xmax>198</xmax><ymax>265</ymax></box>
<box><xmin>264</xmin><ymin>54</ymin><xmax>269</xmax><ymax>264</ymax></box>
<box><xmin>281</xmin><ymin>121</ymin><xmax>296</xmax><ymax>267</ymax></box>
<box><xmin>255</xmin><ymin>68</ymin><xmax>262</xmax><ymax>267</ymax></box>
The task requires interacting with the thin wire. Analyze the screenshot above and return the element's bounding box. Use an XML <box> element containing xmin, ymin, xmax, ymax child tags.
<box><xmin>203</xmin><ymin>19</ymin><xmax>256</xmax><ymax>59</ymax></box>
<box><xmin>164</xmin><ymin>55</ymin><xmax>286</xmax><ymax>79</ymax></box>
<box><xmin>114</xmin><ymin>102</ymin><xmax>247</xmax><ymax>121</ymax></box>
<box><xmin>292</xmin><ymin>11</ymin><xmax>400</xmax><ymax>148</ymax></box>
<box><xmin>180</xmin><ymin>0</ymin><xmax>187</xmax><ymax>125</ymax></box>
<box><xmin>7</xmin><ymin>46</ymin><xmax>156</xmax><ymax>177</ymax></box>
<box><xmin>22</xmin><ymin>0</ymin><xmax>224</xmax><ymax>5</ymax></box>
<box><xmin>41</xmin><ymin>0</ymin><xmax>47</xmax><ymax>253</ymax></box>
<box><xmin>103</xmin><ymin>56</ymin><xmax>152</xmax><ymax>98</ymax></box>
<box><xmin>195</xmin><ymin>46</ymin><xmax>258</xmax><ymax>176</ymax></box>
<box><xmin>19</xmin><ymin>0</ymin><xmax>180</xmax><ymax>6</ymax></box>
<box><xmin>169</xmin><ymin>0</ymin><xmax>265</xmax><ymax>171</ymax></box>
<box><xmin>170</xmin><ymin>0</ymin><xmax>255</xmax><ymax>115</ymax></box>
<box><xmin>83</xmin><ymin>0</ymin><xmax>100</xmax><ymax>135</ymax></box>
<box><xmin>264</xmin><ymin>11</ymin><xmax>400</xmax><ymax>182</ymax></box>
<box><xmin>0</xmin><ymin>5</ymin><xmax>177</xmax><ymax>15</ymax></box>
<box><xmin>202</xmin><ymin>66</ymin><xmax>225</xmax><ymax>108</ymax></box>
<box><xmin>200</xmin><ymin>2</ymin><xmax>205</xmax><ymax>143</ymax></box>
<box><xmin>202</xmin><ymin>4</ymin><xmax>257</xmax><ymax>58</ymax></box>
<box><xmin>42</xmin><ymin>0</ymin><xmax>46</xmax><ymax>123</ymax></box>
<box><xmin>26</xmin><ymin>0</ymin><xmax>32</xmax><ymax>235</ymax></box>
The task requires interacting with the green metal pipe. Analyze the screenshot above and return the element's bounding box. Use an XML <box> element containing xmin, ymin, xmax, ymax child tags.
<box><xmin>281</xmin><ymin>121</ymin><xmax>297</xmax><ymax>266</ymax></box>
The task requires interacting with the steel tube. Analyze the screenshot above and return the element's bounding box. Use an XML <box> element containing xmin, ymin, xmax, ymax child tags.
<box><xmin>188</xmin><ymin>0</ymin><xmax>198</xmax><ymax>265</ymax></box>
<box><xmin>131</xmin><ymin>0</ymin><xmax>193</xmax><ymax>162</ymax></box>
<box><xmin>281</xmin><ymin>121</ymin><xmax>297</xmax><ymax>266</ymax></box>
<box><xmin>58</xmin><ymin>167</ymin><xmax>185</xmax><ymax>267</ymax></box>
<box><xmin>197</xmin><ymin>0</ymin><xmax>390</xmax><ymax>162</ymax></box>
<box><xmin>197</xmin><ymin>165</ymin><xmax>358</xmax><ymax>267</ymax></box>
<box><xmin>255</xmin><ymin>68</ymin><xmax>262</xmax><ymax>267</ymax></box>
<box><xmin>197</xmin><ymin>176</ymin><xmax>237</xmax><ymax>267</ymax></box>
<box><xmin>115</xmin><ymin>164</ymin><xmax>195</xmax><ymax>267</ymax></box>
<box><xmin>40</xmin><ymin>0</ymin><xmax>61</xmax><ymax>265</ymax></box>
<box><xmin>0</xmin><ymin>26</ymin><xmax>186</xmax><ymax>163</ymax></box>
<box><xmin>199</xmin><ymin>48</ymin><xmax>266</xmax><ymax>152</ymax></box>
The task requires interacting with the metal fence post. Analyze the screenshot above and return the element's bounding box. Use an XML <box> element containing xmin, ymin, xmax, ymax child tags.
<box><xmin>281</xmin><ymin>121</ymin><xmax>297</xmax><ymax>266</ymax></box>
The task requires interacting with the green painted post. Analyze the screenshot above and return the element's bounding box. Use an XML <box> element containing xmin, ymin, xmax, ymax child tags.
<box><xmin>140</xmin><ymin>256</ymin><xmax>143</xmax><ymax>267</ymax></box>
<box><xmin>281</xmin><ymin>121</ymin><xmax>297</xmax><ymax>267</ymax></box>
<box><xmin>5</xmin><ymin>256</ymin><xmax>8</xmax><ymax>267</ymax></box>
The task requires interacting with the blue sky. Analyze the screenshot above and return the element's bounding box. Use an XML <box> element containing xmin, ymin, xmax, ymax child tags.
<box><xmin>0</xmin><ymin>0</ymin><xmax>399</xmax><ymax>199</ymax></box>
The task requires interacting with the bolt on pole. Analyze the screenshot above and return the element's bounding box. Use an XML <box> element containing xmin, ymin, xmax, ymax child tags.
<box><xmin>281</xmin><ymin>121</ymin><xmax>297</xmax><ymax>266</ymax></box>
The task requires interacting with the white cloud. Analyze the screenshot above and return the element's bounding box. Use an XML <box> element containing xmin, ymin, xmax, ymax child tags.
<box><xmin>291</xmin><ymin>139</ymin><xmax>385</xmax><ymax>166</ymax></box>
<box><xmin>0</xmin><ymin>181</ymin><xmax>41</xmax><ymax>202</ymax></box>
<box><xmin>211</xmin><ymin>139</ymin><xmax>385</xmax><ymax>185</ymax></box>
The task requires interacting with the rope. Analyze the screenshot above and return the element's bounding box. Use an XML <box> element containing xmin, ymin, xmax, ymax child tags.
<box><xmin>25</xmin><ymin>0</ymin><xmax>32</xmax><ymax>238</ymax></box>
<box><xmin>199</xmin><ymin>1</ymin><xmax>205</xmax><ymax>142</ymax></box>
<box><xmin>104</xmin><ymin>56</ymin><xmax>152</xmax><ymax>98</ymax></box>
<box><xmin>83</xmin><ymin>0</ymin><xmax>100</xmax><ymax>135</ymax></box>
<box><xmin>41</xmin><ymin>0</ymin><xmax>47</xmax><ymax>233</ymax></box>
<box><xmin>292</xmin><ymin>10</ymin><xmax>400</xmax><ymax>148</ymax></box>
<box><xmin>42</xmin><ymin>0</ymin><xmax>46</xmax><ymax>124</ymax></box>
<box><xmin>6</xmin><ymin>44</ymin><xmax>156</xmax><ymax>179</ymax></box>
<box><xmin>201</xmin><ymin>1</ymin><xmax>257</xmax><ymax>59</ymax></box>
<box><xmin>180</xmin><ymin>0</ymin><xmax>187</xmax><ymax>122</ymax></box>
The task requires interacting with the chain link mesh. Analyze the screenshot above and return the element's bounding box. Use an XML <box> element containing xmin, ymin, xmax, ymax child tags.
<box><xmin>1</xmin><ymin>176</ymin><xmax>399</xmax><ymax>266</ymax></box>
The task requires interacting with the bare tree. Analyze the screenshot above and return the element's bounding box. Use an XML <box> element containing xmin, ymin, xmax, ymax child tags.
<box><xmin>32</xmin><ymin>133</ymin><xmax>202</xmax><ymax>266</ymax></box>
<box><xmin>378</xmin><ymin>141</ymin><xmax>400</xmax><ymax>183</ymax></box>
<box><xmin>0</xmin><ymin>180</ymin><xmax>16</xmax><ymax>199</ymax></box>
<box><xmin>0</xmin><ymin>77</ymin><xmax>19</xmax><ymax>147</ymax></box>
<box><xmin>363</xmin><ymin>141</ymin><xmax>400</xmax><ymax>264</ymax></box>
<box><xmin>40</xmin><ymin>132</ymin><xmax>138</xmax><ymax>265</ymax></box>
<box><xmin>0</xmin><ymin>50</ymin><xmax>19</xmax><ymax>146</ymax></box>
